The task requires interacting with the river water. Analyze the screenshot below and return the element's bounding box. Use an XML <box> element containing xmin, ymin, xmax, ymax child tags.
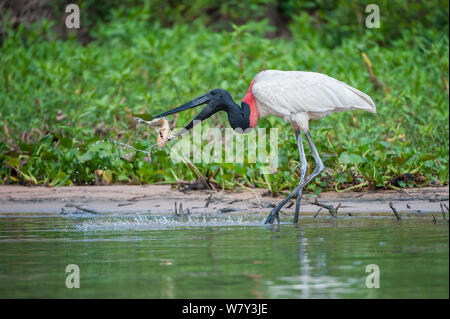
<box><xmin>0</xmin><ymin>213</ymin><xmax>448</xmax><ymax>298</ymax></box>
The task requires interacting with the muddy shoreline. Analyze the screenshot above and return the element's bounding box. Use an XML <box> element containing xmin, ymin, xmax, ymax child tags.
<box><xmin>0</xmin><ymin>185</ymin><xmax>448</xmax><ymax>217</ymax></box>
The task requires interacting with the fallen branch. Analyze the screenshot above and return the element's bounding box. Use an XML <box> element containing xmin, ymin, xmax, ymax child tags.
<box><xmin>388</xmin><ymin>202</ymin><xmax>402</xmax><ymax>221</ymax></box>
<box><xmin>65</xmin><ymin>204</ymin><xmax>103</xmax><ymax>215</ymax></box>
<box><xmin>309</xmin><ymin>199</ymin><xmax>340</xmax><ymax>218</ymax></box>
<box><xmin>129</xmin><ymin>195</ymin><xmax>151</xmax><ymax>201</ymax></box>
<box><xmin>313</xmin><ymin>207</ymin><xmax>323</xmax><ymax>218</ymax></box>
<box><xmin>218</xmin><ymin>208</ymin><xmax>236</xmax><ymax>214</ymax></box>
<box><xmin>118</xmin><ymin>202</ymin><xmax>134</xmax><ymax>207</ymax></box>
<box><xmin>204</xmin><ymin>194</ymin><xmax>213</xmax><ymax>208</ymax></box>
<box><xmin>183</xmin><ymin>157</ymin><xmax>212</xmax><ymax>191</ymax></box>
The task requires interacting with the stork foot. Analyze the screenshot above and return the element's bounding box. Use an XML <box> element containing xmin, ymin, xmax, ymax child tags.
<box><xmin>264</xmin><ymin>207</ymin><xmax>281</xmax><ymax>225</ymax></box>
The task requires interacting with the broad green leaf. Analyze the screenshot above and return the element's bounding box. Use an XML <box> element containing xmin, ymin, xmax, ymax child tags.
<box><xmin>419</xmin><ymin>153</ymin><xmax>435</xmax><ymax>162</ymax></box>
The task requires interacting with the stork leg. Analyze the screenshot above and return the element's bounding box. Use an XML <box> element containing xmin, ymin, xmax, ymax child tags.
<box><xmin>264</xmin><ymin>130</ymin><xmax>324</xmax><ymax>225</ymax></box>
<box><xmin>293</xmin><ymin>130</ymin><xmax>308</xmax><ymax>224</ymax></box>
<box><xmin>265</xmin><ymin>129</ymin><xmax>307</xmax><ymax>224</ymax></box>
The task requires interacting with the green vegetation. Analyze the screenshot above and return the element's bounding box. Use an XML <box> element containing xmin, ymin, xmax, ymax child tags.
<box><xmin>0</xmin><ymin>1</ymin><xmax>448</xmax><ymax>194</ymax></box>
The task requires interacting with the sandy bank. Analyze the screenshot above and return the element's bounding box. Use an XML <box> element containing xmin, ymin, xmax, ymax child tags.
<box><xmin>0</xmin><ymin>185</ymin><xmax>448</xmax><ymax>217</ymax></box>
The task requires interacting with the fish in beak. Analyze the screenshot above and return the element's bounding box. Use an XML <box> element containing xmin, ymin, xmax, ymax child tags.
<box><xmin>135</xmin><ymin>117</ymin><xmax>171</xmax><ymax>149</ymax></box>
<box><xmin>153</xmin><ymin>89</ymin><xmax>228</xmax><ymax>137</ymax></box>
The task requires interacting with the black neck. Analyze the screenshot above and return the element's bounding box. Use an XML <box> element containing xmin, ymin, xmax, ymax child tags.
<box><xmin>224</xmin><ymin>98</ymin><xmax>251</xmax><ymax>132</ymax></box>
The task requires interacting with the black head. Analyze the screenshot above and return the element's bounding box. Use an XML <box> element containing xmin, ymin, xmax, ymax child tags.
<box><xmin>153</xmin><ymin>88</ymin><xmax>250</xmax><ymax>137</ymax></box>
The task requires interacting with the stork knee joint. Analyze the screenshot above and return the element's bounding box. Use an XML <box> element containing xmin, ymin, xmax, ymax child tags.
<box><xmin>318</xmin><ymin>163</ymin><xmax>325</xmax><ymax>174</ymax></box>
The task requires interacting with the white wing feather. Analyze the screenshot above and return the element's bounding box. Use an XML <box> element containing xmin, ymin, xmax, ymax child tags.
<box><xmin>252</xmin><ymin>71</ymin><xmax>376</xmax><ymax>122</ymax></box>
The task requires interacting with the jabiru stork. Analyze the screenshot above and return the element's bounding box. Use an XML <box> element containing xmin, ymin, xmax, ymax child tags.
<box><xmin>153</xmin><ymin>70</ymin><xmax>376</xmax><ymax>224</ymax></box>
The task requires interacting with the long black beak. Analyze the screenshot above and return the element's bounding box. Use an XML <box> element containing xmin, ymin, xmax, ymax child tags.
<box><xmin>175</xmin><ymin>101</ymin><xmax>221</xmax><ymax>135</ymax></box>
<box><xmin>153</xmin><ymin>93</ymin><xmax>211</xmax><ymax>119</ymax></box>
<box><xmin>153</xmin><ymin>92</ymin><xmax>221</xmax><ymax>138</ymax></box>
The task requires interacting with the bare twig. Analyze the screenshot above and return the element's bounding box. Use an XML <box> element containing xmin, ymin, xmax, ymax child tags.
<box><xmin>129</xmin><ymin>195</ymin><xmax>151</xmax><ymax>201</ymax></box>
<box><xmin>313</xmin><ymin>207</ymin><xmax>323</xmax><ymax>218</ymax></box>
<box><xmin>174</xmin><ymin>202</ymin><xmax>191</xmax><ymax>217</ymax></box>
<box><xmin>118</xmin><ymin>202</ymin><xmax>134</xmax><ymax>207</ymax></box>
<box><xmin>183</xmin><ymin>157</ymin><xmax>212</xmax><ymax>190</ymax></box>
<box><xmin>218</xmin><ymin>208</ymin><xmax>236</xmax><ymax>214</ymax></box>
<box><xmin>309</xmin><ymin>199</ymin><xmax>340</xmax><ymax>218</ymax></box>
<box><xmin>65</xmin><ymin>204</ymin><xmax>102</xmax><ymax>215</ymax></box>
<box><xmin>204</xmin><ymin>194</ymin><xmax>213</xmax><ymax>208</ymax></box>
<box><xmin>388</xmin><ymin>202</ymin><xmax>402</xmax><ymax>221</ymax></box>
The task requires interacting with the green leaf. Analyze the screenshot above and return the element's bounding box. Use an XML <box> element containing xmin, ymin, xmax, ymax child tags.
<box><xmin>40</xmin><ymin>150</ymin><xmax>57</xmax><ymax>161</ymax></box>
<box><xmin>39</xmin><ymin>134</ymin><xmax>53</xmax><ymax>147</ymax></box>
<box><xmin>392</xmin><ymin>156</ymin><xmax>406</xmax><ymax>164</ymax></box>
<box><xmin>18</xmin><ymin>140</ymin><xmax>34</xmax><ymax>153</ymax></box>
<box><xmin>60</xmin><ymin>137</ymin><xmax>73</xmax><ymax>149</ymax></box>
<box><xmin>49</xmin><ymin>171</ymin><xmax>68</xmax><ymax>187</ymax></box>
<box><xmin>378</xmin><ymin>141</ymin><xmax>391</xmax><ymax>149</ymax></box>
<box><xmin>348</xmin><ymin>153</ymin><xmax>364</xmax><ymax>164</ymax></box>
<box><xmin>338</xmin><ymin>152</ymin><xmax>351</xmax><ymax>165</ymax></box>
<box><xmin>419</xmin><ymin>153</ymin><xmax>435</xmax><ymax>162</ymax></box>
<box><xmin>339</xmin><ymin>152</ymin><xmax>363</xmax><ymax>165</ymax></box>
<box><xmin>6</xmin><ymin>157</ymin><xmax>20</xmax><ymax>168</ymax></box>
<box><xmin>77</xmin><ymin>151</ymin><xmax>93</xmax><ymax>163</ymax></box>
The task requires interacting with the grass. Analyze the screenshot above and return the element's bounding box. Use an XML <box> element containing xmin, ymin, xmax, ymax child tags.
<box><xmin>0</xmin><ymin>4</ymin><xmax>448</xmax><ymax>195</ymax></box>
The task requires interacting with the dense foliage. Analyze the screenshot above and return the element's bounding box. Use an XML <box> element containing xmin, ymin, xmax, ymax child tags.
<box><xmin>0</xmin><ymin>0</ymin><xmax>448</xmax><ymax>194</ymax></box>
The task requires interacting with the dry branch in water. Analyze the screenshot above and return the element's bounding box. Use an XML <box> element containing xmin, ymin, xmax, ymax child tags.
<box><xmin>432</xmin><ymin>214</ymin><xmax>437</xmax><ymax>224</ymax></box>
<box><xmin>313</xmin><ymin>207</ymin><xmax>323</xmax><ymax>218</ymax></box>
<box><xmin>174</xmin><ymin>202</ymin><xmax>190</xmax><ymax>217</ymax></box>
<box><xmin>309</xmin><ymin>199</ymin><xmax>340</xmax><ymax>218</ymax></box>
<box><xmin>388</xmin><ymin>202</ymin><xmax>402</xmax><ymax>220</ymax></box>
<box><xmin>65</xmin><ymin>204</ymin><xmax>102</xmax><ymax>215</ymax></box>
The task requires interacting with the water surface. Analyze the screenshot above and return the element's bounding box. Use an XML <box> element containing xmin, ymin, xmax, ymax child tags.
<box><xmin>0</xmin><ymin>213</ymin><xmax>448</xmax><ymax>298</ymax></box>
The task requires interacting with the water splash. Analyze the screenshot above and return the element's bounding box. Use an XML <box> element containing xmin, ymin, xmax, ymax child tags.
<box><xmin>74</xmin><ymin>214</ymin><xmax>265</xmax><ymax>231</ymax></box>
<box><xmin>109</xmin><ymin>139</ymin><xmax>158</xmax><ymax>155</ymax></box>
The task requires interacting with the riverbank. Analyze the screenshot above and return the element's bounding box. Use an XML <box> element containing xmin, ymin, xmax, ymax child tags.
<box><xmin>0</xmin><ymin>185</ymin><xmax>448</xmax><ymax>217</ymax></box>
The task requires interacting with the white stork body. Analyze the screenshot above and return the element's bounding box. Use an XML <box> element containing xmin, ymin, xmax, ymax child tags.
<box><xmin>251</xmin><ymin>70</ymin><xmax>376</xmax><ymax>132</ymax></box>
